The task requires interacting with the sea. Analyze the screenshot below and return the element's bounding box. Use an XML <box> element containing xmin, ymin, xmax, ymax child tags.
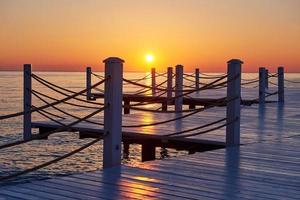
<box><xmin>0</xmin><ymin>71</ymin><xmax>299</xmax><ymax>184</ymax></box>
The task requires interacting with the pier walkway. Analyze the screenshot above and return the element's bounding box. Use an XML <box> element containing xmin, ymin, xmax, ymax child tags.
<box><xmin>0</xmin><ymin>88</ymin><xmax>299</xmax><ymax>200</ymax></box>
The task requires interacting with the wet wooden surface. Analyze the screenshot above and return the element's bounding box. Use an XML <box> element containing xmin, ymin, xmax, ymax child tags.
<box><xmin>0</xmin><ymin>88</ymin><xmax>299</xmax><ymax>199</ymax></box>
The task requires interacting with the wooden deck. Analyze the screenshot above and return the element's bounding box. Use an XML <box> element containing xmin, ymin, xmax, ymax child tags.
<box><xmin>0</xmin><ymin>136</ymin><xmax>299</xmax><ymax>199</ymax></box>
<box><xmin>0</xmin><ymin>88</ymin><xmax>299</xmax><ymax>199</ymax></box>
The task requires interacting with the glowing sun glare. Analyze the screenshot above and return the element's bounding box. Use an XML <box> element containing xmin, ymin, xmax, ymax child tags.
<box><xmin>146</xmin><ymin>54</ymin><xmax>154</xmax><ymax>62</ymax></box>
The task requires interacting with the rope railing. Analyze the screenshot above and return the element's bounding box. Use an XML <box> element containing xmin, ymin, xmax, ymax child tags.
<box><xmin>32</xmin><ymin>74</ymin><xmax>88</xmax><ymax>97</ymax></box>
<box><xmin>123</xmin><ymin>75</ymin><xmax>229</xmax><ymax>109</ymax></box>
<box><xmin>0</xmin><ymin>138</ymin><xmax>100</xmax><ymax>182</ymax></box>
<box><xmin>32</xmin><ymin>74</ymin><xmax>105</xmax><ymax>106</ymax></box>
<box><xmin>240</xmin><ymin>79</ymin><xmax>260</xmax><ymax>86</ymax></box>
<box><xmin>169</xmin><ymin>117</ymin><xmax>238</xmax><ymax>138</ymax></box>
<box><xmin>163</xmin><ymin>118</ymin><xmax>226</xmax><ymax>137</ymax></box>
<box><xmin>31</xmin><ymin>90</ymin><xmax>100</xmax><ymax>110</ymax></box>
<box><xmin>32</xmin><ymin>91</ymin><xmax>104</xmax><ymax>126</ymax></box>
<box><xmin>34</xmin><ymin>106</ymin><xmax>66</xmax><ymax>126</ymax></box>
<box><xmin>92</xmin><ymin>72</ymin><xmax>104</xmax><ymax>79</ymax></box>
<box><xmin>241</xmin><ymin>77</ymin><xmax>259</xmax><ymax>81</ymax></box>
<box><xmin>183</xmin><ymin>76</ymin><xmax>195</xmax><ymax>83</ymax></box>
<box><xmin>155</xmin><ymin>72</ymin><xmax>168</xmax><ymax>77</ymax></box>
<box><xmin>129</xmin><ymin>78</ymin><xmax>170</xmax><ymax>96</ymax></box>
<box><xmin>265</xmin><ymin>91</ymin><xmax>278</xmax><ymax>98</ymax></box>
<box><xmin>268</xmin><ymin>73</ymin><xmax>278</xmax><ymax>78</ymax></box>
<box><xmin>200</xmin><ymin>72</ymin><xmax>226</xmax><ymax>77</ymax></box>
<box><xmin>123</xmin><ymin>74</ymin><xmax>228</xmax><ymax>93</ymax></box>
<box><xmin>128</xmin><ymin>97</ymin><xmax>226</xmax><ymax>114</ymax></box>
<box><xmin>123</xmin><ymin>73</ymin><xmax>151</xmax><ymax>83</ymax></box>
<box><xmin>0</xmin><ymin>105</ymin><xmax>106</xmax><ymax>150</ymax></box>
<box><xmin>0</xmin><ymin>77</ymin><xmax>107</xmax><ymax>121</ymax></box>
<box><xmin>183</xmin><ymin>73</ymin><xmax>195</xmax><ymax>78</ymax></box>
<box><xmin>285</xmin><ymin>79</ymin><xmax>300</xmax><ymax>84</ymax></box>
<box><xmin>123</xmin><ymin>74</ymin><xmax>238</xmax><ymax>111</ymax></box>
<box><xmin>123</xmin><ymin>96</ymin><xmax>238</xmax><ymax>127</ymax></box>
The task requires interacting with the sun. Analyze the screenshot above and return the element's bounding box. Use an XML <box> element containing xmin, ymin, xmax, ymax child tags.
<box><xmin>145</xmin><ymin>54</ymin><xmax>154</xmax><ymax>62</ymax></box>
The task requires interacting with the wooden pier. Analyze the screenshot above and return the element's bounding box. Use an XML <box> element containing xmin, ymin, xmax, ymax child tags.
<box><xmin>0</xmin><ymin>95</ymin><xmax>299</xmax><ymax>199</ymax></box>
<box><xmin>0</xmin><ymin>58</ymin><xmax>298</xmax><ymax>199</ymax></box>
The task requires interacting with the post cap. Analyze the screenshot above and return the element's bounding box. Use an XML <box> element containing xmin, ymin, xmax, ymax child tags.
<box><xmin>175</xmin><ymin>64</ymin><xmax>184</xmax><ymax>68</ymax></box>
<box><xmin>227</xmin><ymin>59</ymin><xmax>243</xmax><ymax>64</ymax></box>
<box><xmin>103</xmin><ymin>57</ymin><xmax>124</xmax><ymax>64</ymax></box>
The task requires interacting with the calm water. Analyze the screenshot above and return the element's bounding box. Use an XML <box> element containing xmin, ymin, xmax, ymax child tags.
<box><xmin>0</xmin><ymin>71</ymin><xmax>299</xmax><ymax>184</ymax></box>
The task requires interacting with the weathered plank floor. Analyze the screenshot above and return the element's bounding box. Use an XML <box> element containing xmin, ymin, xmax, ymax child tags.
<box><xmin>0</xmin><ymin>136</ymin><xmax>299</xmax><ymax>200</ymax></box>
<box><xmin>0</xmin><ymin>88</ymin><xmax>299</xmax><ymax>199</ymax></box>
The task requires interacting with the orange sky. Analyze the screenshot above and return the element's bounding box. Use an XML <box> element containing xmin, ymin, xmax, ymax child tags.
<box><xmin>0</xmin><ymin>0</ymin><xmax>299</xmax><ymax>72</ymax></box>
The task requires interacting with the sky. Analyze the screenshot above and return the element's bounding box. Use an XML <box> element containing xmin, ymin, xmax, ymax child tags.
<box><xmin>0</xmin><ymin>0</ymin><xmax>299</xmax><ymax>72</ymax></box>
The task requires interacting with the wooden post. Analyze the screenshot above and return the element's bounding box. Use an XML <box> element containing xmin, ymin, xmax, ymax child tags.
<box><xmin>23</xmin><ymin>64</ymin><xmax>32</xmax><ymax>140</ymax></box>
<box><xmin>141</xmin><ymin>143</ymin><xmax>156</xmax><ymax>162</ymax></box>
<box><xmin>162</xmin><ymin>67</ymin><xmax>173</xmax><ymax>111</ymax></box>
<box><xmin>278</xmin><ymin>66</ymin><xmax>284</xmax><ymax>103</ymax></box>
<box><xmin>195</xmin><ymin>68</ymin><xmax>200</xmax><ymax>90</ymax></box>
<box><xmin>175</xmin><ymin>65</ymin><xmax>183</xmax><ymax>112</ymax></box>
<box><xmin>123</xmin><ymin>142</ymin><xmax>130</xmax><ymax>159</ymax></box>
<box><xmin>124</xmin><ymin>100</ymin><xmax>130</xmax><ymax>114</ymax></box>
<box><xmin>259</xmin><ymin>67</ymin><xmax>266</xmax><ymax>104</ymax></box>
<box><xmin>86</xmin><ymin>66</ymin><xmax>92</xmax><ymax>100</ymax></box>
<box><xmin>151</xmin><ymin>67</ymin><xmax>156</xmax><ymax>96</ymax></box>
<box><xmin>167</xmin><ymin>67</ymin><xmax>173</xmax><ymax>99</ymax></box>
<box><xmin>103</xmin><ymin>57</ymin><xmax>124</xmax><ymax>168</ymax></box>
<box><xmin>226</xmin><ymin>59</ymin><xmax>242</xmax><ymax>146</ymax></box>
<box><xmin>265</xmin><ymin>69</ymin><xmax>269</xmax><ymax>89</ymax></box>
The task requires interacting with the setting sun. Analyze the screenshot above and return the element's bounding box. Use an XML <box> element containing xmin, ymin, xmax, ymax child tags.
<box><xmin>146</xmin><ymin>54</ymin><xmax>154</xmax><ymax>63</ymax></box>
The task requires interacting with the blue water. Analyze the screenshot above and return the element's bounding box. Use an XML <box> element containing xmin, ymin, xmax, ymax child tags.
<box><xmin>0</xmin><ymin>71</ymin><xmax>299</xmax><ymax>184</ymax></box>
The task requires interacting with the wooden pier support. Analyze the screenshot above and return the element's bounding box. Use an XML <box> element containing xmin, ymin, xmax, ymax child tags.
<box><xmin>162</xmin><ymin>67</ymin><xmax>173</xmax><ymax>111</ymax></box>
<box><xmin>86</xmin><ymin>66</ymin><xmax>93</xmax><ymax>100</ymax></box>
<box><xmin>103</xmin><ymin>57</ymin><xmax>124</xmax><ymax>168</ymax></box>
<box><xmin>23</xmin><ymin>64</ymin><xmax>32</xmax><ymax>140</ymax></box>
<box><xmin>151</xmin><ymin>68</ymin><xmax>156</xmax><ymax>96</ymax></box>
<box><xmin>141</xmin><ymin>143</ymin><xmax>156</xmax><ymax>162</ymax></box>
<box><xmin>167</xmin><ymin>67</ymin><xmax>173</xmax><ymax>100</ymax></box>
<box><xmin>124</xmin><ymin>100</ymin><xmax>130</xmax><ymax>114</ymax></box>
<box><xmin>259</xmin><ymin>67</ymin><xmax>266</xmax><ymax>104</ymax></box>
<box><xmin>123</xmin><ymin>142</ymin><xmax>130</xmax><ymax>159</ymax></box>
<box><xmin>195</xmin><ymin>68</ymin><xmax>200</xmax><ymax>90</ymax></box>
<box><xmin>175</xmin><ymin>65</ymin><xmax>183</xmax><ymax>112</ymax></box>
<box><xmin>265</xmin><ymin>69</ymin><xmax>269</xmax><ymax>89</ymax></box>
<box><xmin>278</xmin><ymin>66</ymin><xmax>284</xmax><ymax>103</ymax></box>
<box><xmin>226</xmin><ymin>59</ymin><xmax>242</xmax><ymax>146</ymax></box>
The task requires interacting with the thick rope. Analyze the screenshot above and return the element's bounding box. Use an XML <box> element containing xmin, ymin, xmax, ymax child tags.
<box><xmin>32</xmin><ymin>91</ymin><xmax>104</xmax><ymax>126</ymax></box>
<box><xmin>125</xmin><ymin>74</ymin><xmax>236</xmax><ymax>109</ymax></box>
<box><xmin>170</xmin><ymin>117</ymin><xmax>237</xmax><ymax>138</ymax></box>
<box><xmin>241</xmin><ymin>79</ymin><xmax>260</xmax><ymax>85</ymax></box>
<box><xmin>241</xmin><ymin>77</ymin><xmax>259</xmax><ymax>81</ymax></box>
<box><xmin>164</xmin><ymin>118</ymin><xmax>226</xmax><ymax>137</ymax></box>
<box><xmin>0</xmin><ymin>106</ymin><xmax>106</xmax><ymax>150</ymax></box>
<box><xmin>183</xmin><ymin>73</ymin><xmax>196</xmax><ymax>78</ymax></box>
<box><xmin>92</xmin><ymin>72</ymin><xmax>104</xmax><ymax>79</ymax></box>
<box><xmin>265</xmin><ymin>91</ymin><xmax>278</xmax><ymax>98</ymax></box>
<box><xmin>123</xmin><ymin>96</ymin><xmax>237</xmax><ymax>127</ymax></box>
<box><xmin>32</xmin><ymin>74</ymin><xmax>105</xmax><ymax>106</ymax></box>
<box><xmin>285</xmin><ymin>79</ymin><xmax>300</xmax><ymax>84</ymax></box>
<box><xmin>200</xmin><ymin>72</ymin><xmax>226</xmax><ymax>77</ymax></box>
<box><xmin>32</xmin><ymin>74</ymin><xmax>88</xmax><ymax>97</ymax></box>
<box><xmin>33</xmin><ymin>106</ymin><xmax>66</xmax><ymax>126</ymax></box>
<box><xmin>128</xmin><ymin>97</ymin><xmax>226</xmax><ymax>114</ymax></box>
<box><xmin>0</xmin><ymin>138</ymin><xmax>100</xmax><ymax>182</ymax></box>
<box><xmin>0</xmin><ymin>78</ymin><xmax>106</xmax><ymax>121</ymax></box>
<box><xmin>123</xmin><ymin>74</ymin><xmax>228</xmax><ymax>93</ymax></box>
<box><xmin>31</xmin><ymin>90</ymin><xmax>100</xmax><ymax>110</ymax></box>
